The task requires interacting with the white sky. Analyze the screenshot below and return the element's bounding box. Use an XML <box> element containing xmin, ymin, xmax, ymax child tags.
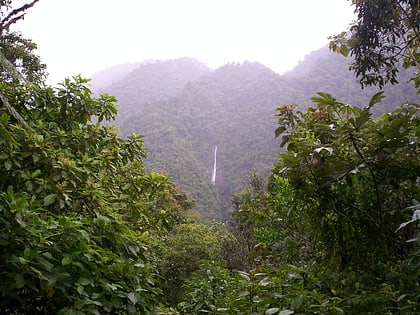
<box><xmin>14</xmin><ymin>0</ymin><xmax>355</xmax><ymax>84</ymax></box>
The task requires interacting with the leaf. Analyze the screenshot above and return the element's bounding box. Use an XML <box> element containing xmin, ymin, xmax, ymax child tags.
<box><xmin>275</xmin><ymin>126</ymin><xmax>287</xmax><ymax>138</ymax></box>
<box><xmin>406</xmin><ymin>236</ymin><xmax>420</xmax><ymax>243</ymax></box>
<box><xmin>368</xmin><ymin>91</ymin><xmax>385</xmax><ymax>108</ymax></box>
<box><xmin>266</xmin><ymin>308</ymin><xmax>280</xmax><ymax>314</ymax></box>
<box><xmin>237</xmin><ymin>290</ymin><xmax>250</xmax><ymax>297</ymax></box>
<box><xmin>395</xmin><ymin>210</ymin><xmax>420</xmax><ymax>232</ymax></box>
<box><xmin>4</xmin><ymin>159</ymin><xmax>12</xmax><ymax>170</ymax></box>
<box><xmin>36</xmin><ymin>256</ymin><xmax>53</xmax><ymax>272</ymax></box>
<box><xmin>237</xmin><ymin>270</ymin><xmax>250</xmax><ymax>281</ymax></box>
<box><xmin>314</xmin><ymin>147</ymin><xmax>334</xmax><ymax>155</ymax></box>
<box><xmin>353</xmin><ymin>108</ymin><xmax>372</xmax><ymax>130</ymax></box>
<box><xmin>31</xmin><ymin>169</ymin><xmax>42</xmax><ymax>177</ymax></box>
<box><xmin>291</xmin><ymin>295</ymin><xmax>303</xmax><ymax>309</ymax></box>
<box><xmin>44</xmin><ymin>193</ymin><xmax>57</xmax><ymax>206</ymax></box>
<box><xmin>15</xmin><ymin>273</ymin><xmax>25</xmax><ymax>289</ymax></box>
<box><xmin>77</xmin><ymin>277</ymin><xmax>92</xmax><ymax>286</ymax></box>
<box><xmin>19</xmin><ymin>257</ymin><xmax>29</xmax><ymax>264</ymax></box>
<box><xmin>311</xmin><ymin>92</ymin><xmax>336</xmax><ymax>106</ymax></box>
<box><xmin>339</xmin><ymin>45</ymin><xmax>350</xmax><ymax>57</ymax></box>
<box><xmin>259</xmin><ymin>277</ymin><xmax>271</xmax><ymax>286</ymax></box>
<box><xmin>127</xmin><ymin>292</ymin><xmax>138</xmax><ymax>305</ymax></box>
<box><xmin>286</xmin><ymin>271</ymin><xmax>302</xmax><ymax>280</ymax></box>
<box><xmin>62</xmin><ymin>257</ymin><xmax>72</xmax><ymax>266</ymax></box>
<box><xmin>32</xmin><ymin>151</ymin><xmax>40</xmax><ymax>163</ymax></box>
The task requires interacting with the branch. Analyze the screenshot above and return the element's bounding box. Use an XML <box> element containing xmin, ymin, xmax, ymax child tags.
<box><xmin>349</xmin><ymin>132</ymin><xmax>389</xmax><ymax>257</ymax></box>
<box><xmin>0</xmin><ymin>49</ymin><xmax>25</xmax><ymax>81</ymax></box>
<box><xmin>349</xmin><ymin>132</ymin><xmax>382</xmax><ymax>216</ymax></box>
<box><xmin>0</xmin><ymin>91</ymin><xmax>29</xmax><ymax>128</ymax></box>
<box><xmin>0</xmin><ymin>0</ymin><xmax>39</xmax><ymax>31</ymax></box>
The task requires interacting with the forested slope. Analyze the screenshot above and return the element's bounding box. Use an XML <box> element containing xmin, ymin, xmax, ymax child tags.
<box><xmin>91</xmin><ymin>46</ymin><xmax>419</xmax><ymax>219</ymax></box>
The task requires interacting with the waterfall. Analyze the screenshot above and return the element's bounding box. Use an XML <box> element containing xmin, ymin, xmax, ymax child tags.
<box><xmin>212</xmin><ymin>145</ymin><xmax>218</xmax><ymax>183</ymax></box>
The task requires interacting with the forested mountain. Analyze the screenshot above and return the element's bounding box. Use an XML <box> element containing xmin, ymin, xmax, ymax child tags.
<box><xmin>2</xmin><ymin>1</ymin><xmax>419</xmax><ymax>313</ymax></box>
<box><xmin>91</xmin><ymin>46</ymin><xmax>419</xmax><ymax>219</ymax></box>
<box><xmin>89</xmin><ymin>62</ymin><xmax>143</xmax><ymax>93</ymax></box>
<box><xmin>100</xmin><ymin>57</ymin><xmax>212</xmax><ymax>115</ymax></box>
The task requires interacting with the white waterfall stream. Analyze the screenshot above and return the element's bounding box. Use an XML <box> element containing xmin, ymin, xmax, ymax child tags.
<box><xmin>211</xmin><ymin>145</ymin><xmax>218</xmax><ymax>183</ymax></box>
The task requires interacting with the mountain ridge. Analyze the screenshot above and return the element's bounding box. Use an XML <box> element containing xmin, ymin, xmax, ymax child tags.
<box><xmin>90</xmin><ymin>46</ymin><xmax>419</xmax><ymax>219</ymax></box>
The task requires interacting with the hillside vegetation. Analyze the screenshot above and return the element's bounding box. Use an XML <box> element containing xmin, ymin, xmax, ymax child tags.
<box><xmin>1</xmin><ymin>1</ymin><xmax>418</xmax><ymax>313</ymax></box>
<box><xmin>92</xmin><ymin>47</ymin><xmax>419</xmax><ymax>219</ymax></box>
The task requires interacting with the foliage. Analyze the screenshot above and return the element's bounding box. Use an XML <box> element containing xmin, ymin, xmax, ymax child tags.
<box><xmin>273</xmin><ymin>93</ymin><xmax>419</xmax><ymax>268</ymax></box>
<box><xmin>179</xmin><ymin>260</ymin><xmax>240</xmax><ymax>314</ymax></box>
<box><xmin>156</xmin><ymin>222</ymin><xmax>233</xmax><ymax>306</ymax></box>
<box><xmin>2</xmin><ymin>1</ymin><xmax>416</xmax><ymax>313</ymax></box>
<box><xmin>0</xmin><ymin>0</ymin><xmax>46</xmax><ymax>83</ymax></box>
<box><xmin>181</xmin><ymin>257</ymin><xmax>419</xmax><ymax>314</ymax></box>
<box><xmin>230</xmin><ymin>173</ymin><xmax>310</xmax><ymax>269</ymax></box>
<box><xmin>93</xmin><ymin>48</ymin><xmax>419</xmax><ymax>220</ymax></box>
<box><xmin>178</xmin><ymin>97</ymin><xmax>419</xmax><ymax>312</ymax></box>
<box><xmin>181</xmin><ymin>261</ymin><xmax>349</xmax><ymax>315</ymax></box>
<box><xmin>330</xmin><ymin>0</ymin><xmax>420</xmax><ymax>90</ymax></box>
<box><xmin>175</xmin><ymin>2</ymin><xmax>419</xmax><ymax>313</ymax></box>
<box><xmin>0</xmin><ymin>74</ymin><xmax>189</xmax><ymax>313</ymax></box>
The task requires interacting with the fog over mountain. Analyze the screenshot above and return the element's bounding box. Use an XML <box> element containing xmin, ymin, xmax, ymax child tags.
<box><xmin>90</xmin><ymin>46</ymin><xmax>419</xmax><ymax>220</ymax></box>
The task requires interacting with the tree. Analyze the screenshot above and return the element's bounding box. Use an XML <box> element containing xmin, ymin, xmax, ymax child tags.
<box><xmin>330</xmin><ymin>0</ymin><xmax>420</xmax><ymax>90</ymax></box>
<box><xmin>273</xmin><ymin>93</ymin><xmax>419</xmax><ymax>269</ymax></box>
<box><xmin>156</xmin><ymin>222</ymin><xmax>231</xmax><ymax>306</ymax></box>
<box><xmin>0</xmin><ymin>73</ymin><xmax>192</xmax><ymax>313</ymax></box>
<box><xmin>0</xmin><ymin>0</ymin><xmax>46</xmax><ymax>83</ymax></box>
<box><xmin>0</xmin><ymin>2</ymin><xmax>190</xmax><ymax>311</ymax></box>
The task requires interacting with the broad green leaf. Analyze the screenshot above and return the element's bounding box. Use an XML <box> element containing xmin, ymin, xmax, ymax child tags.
<box><xmin>291</xmin><ymin>295</ymin><xmax>303</xmax><ymax>309</ymax></box>
<box><xmin>23</xmin><ymin>247</ymin><xmax>32</xmax><ymax>259</ymax></box>
<box><xmin>31</xmin><ymin>169</ymin><xmax>42</xmax><ymax>177</ymax></box>
<box><xmin>339</xmin><ymin>44</ymin><xmax>349</xmax><ymax>57</ymax></box>
<box><xmin>396</xmin><ymin>209</ymin><xmax>420</xmax><ymax>232</ymax></box>
<box><xmin>368</xmin><ymin>91</ymin><xmax>385</xmax><ymax>108</ymax></box>
<box><xmin>15</xmin><ymin>273</ymin><xmax>25</xmax><ymax>289</ymax></box>
<box><xmin>77</xmin><ymin>277</ymin><xmax>92</xmax><ymax>286</ymax></box>
<box><xmin>19</xmin><ymin>257</ymin><xmax>29</xmax><ymax>264</ymax></box>
<box><xmin>0</xmin><ymin>122</ymin><xmax>17</xmax><ymax>146</ymax></box>
<box><xmin>62</xmin><ymin>257</ymin><xmax>72</xmax><ymax>266</ymax></box>
<box><xmin>237</xmin><ymin>270</ymin><xmax>250</xmax><ymax>281</ymax></box>
<box><xmin>128</xmin><ymin>292</ymin><xmax>138</xmax><ymax>305</ymax></box>
<box><xmin>286</xmin><ymin>271</ymin><xmax>302</xmax><ymax>280</ymax></box>
<box><xmin>36</xmin><ymin>256</ymin><xmax>53</xmax><ymax>272</ymax></box>
<box><xmin>259</xmin><ymin>277</ymin><xmax>271</xmax><ymax>286</ymax></box>
<box><xmin>32</xmin><ymin>151</ymin><xmax>40</xmax><ymax>163</ymax></box>
<box><xmin>44</xmin><ymin>193</ymin><xmax>57</xmax><ymax>206</ymax></box>
<box><xmin>275</xmin><ymin>126</ymin><xmax>287</xmax><ymax>138</ymax></box>
<box><xmin>237</xmin><ymin>290</ymin><xmax>250</xmax><ymax>297</ymax></box>
<box><xmin>4</xmin><ymin>159</ymin><xmax>12</xmax><ymax>170</ymax></box>
<box><xmin>266</xmin><ymin>307</ymin><xmax>280</xmax><ymax>314</ymax></box>
<box><xmin>311</xmin><ymin>92</ymin><xmax>337</xmax><ymax>105</ymax></box>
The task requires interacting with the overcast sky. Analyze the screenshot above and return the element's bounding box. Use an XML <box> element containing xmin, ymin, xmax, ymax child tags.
<box><xmin>14</xmin><ymin>0</ymin><xmax>355</xmax><ymax>84</ymax></box>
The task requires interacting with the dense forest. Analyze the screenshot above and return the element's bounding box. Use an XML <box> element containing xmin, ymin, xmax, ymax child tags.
<box><xmin>0</xmin><ymin>0</ymin><xmax>419</xmax><ymax>314</ymax></box>
<box><xmin>92</xmin><ymin>49</ymin><xmax>419</xmax><ymax>220</ymax></box>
